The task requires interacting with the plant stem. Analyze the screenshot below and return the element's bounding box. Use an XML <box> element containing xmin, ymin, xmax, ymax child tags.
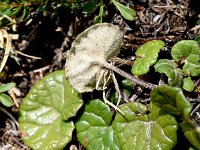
<box><xmin>0</xmin><ymin>106</ymin><xmax>18</xmax><ymax>127</ymax></box>
<box><xmin>99</xmin><ymin>61</ymin><xmax>157</xmax><ymax>90</ymax></box>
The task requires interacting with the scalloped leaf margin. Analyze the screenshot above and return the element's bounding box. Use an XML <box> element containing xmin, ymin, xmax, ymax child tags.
<box><xmin>19</xmin><ymin>70</ymin><xmax>83</xmax><ymax>150</ymax></box>
<box><xmin>131</xmin><ymin>40</ymin><xmax>165</xmax><ymax>76</ymax></box>
<box><xmin>171</xmin><ymin>40</ymin><xmax>200</xmax><ymax>76</ymax></box>
<box><xmin>154</xmin><ymin>59</ymin><xmax>183</xmax><ymax>87</ymax></box>
<box><xmin>76</xmin><ymin>99</ymin><xmax>178</xmax><ymax>150</ymax></box>
<box><xmin>150</xmin><ymin>85</ymin><xmax>192</xmax><ymax>118</ymax></box>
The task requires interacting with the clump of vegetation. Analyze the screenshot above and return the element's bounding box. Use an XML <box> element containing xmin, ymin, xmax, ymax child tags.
<box><xmin>0</xmin><ymin>0</ymin><xmax>136</xmax><ymax>27</ymax></box>
<box><xmin>18</xmin><ymin>23</ymin><xmax>200</xmax><ymax>150</ymax></box>
<box><xmin>0</xmin><ymin>0</ymin><xmax>199</xmax><ymax>149</ymax></box>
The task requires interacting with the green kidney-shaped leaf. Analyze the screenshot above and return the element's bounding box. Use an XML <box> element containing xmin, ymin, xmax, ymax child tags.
<box><xmin>154</xmin><ymin>59</ymin><xmax>183</xmax><ymax>87</ymax></box>
<box><xmin>76</xmin><ymin>99</ymin><xmax>178</xmax><ymax>150</ymax></box>
<box><xmin>150</xmin><ymin>85</ymin><xmax>192</xmax><ymax>118</ymax></box>
<box><xmin>131</xmin><ymin>40</ymin><xmax>165</xmax><ymax>76</ymax></box>
<box><xmin>112</xmin><ymin>102</ymin><xmax>178</xmax><ymax>150</ymax></box>
<box><xmin>183</xmin><ymin>77</ymin><xmax>195</xmax><ymax>92</ymax></box>
<box><xmin>171</xmin><ymin>40</ymin><xmax>200</xmax><ymax>76</ymax></box>
<box><xmin>111</xmin><ymin>0</ymin><xmax>136</xmax><ymax>21</ymax></box>
<box><xmin>180</xmin><ymin>120</ymin><xmax>200</xmax><ymax>149</ymax></box>
<box><xmin>19</xmin><ymin>70</ymin><xmax>83</xmax><ymax>150</ymax></box>
<box><xmin>76</xmin><ymin>99</ymin><xmax>120</xmax><ymax>150</ymax></box>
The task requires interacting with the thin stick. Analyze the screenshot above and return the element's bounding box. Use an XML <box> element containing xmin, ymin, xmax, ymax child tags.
<box><xmin>98</xmin><ymin>61</ymin><xmax>157</xmax><ymax>90</ymax></box>
<box><xmin>130</xmin><ymin>86</ymin><xmax>143</xmax><ymax>102</ymax></box>
<box><xmin>112</xmin><ymin>71</ymin><xmax>130</xmax><ymax>104</ymax></box>
<box><xmin>103</xmin><ymin>90</ymin><xmax>124</xmax><ymax>115</ymax></box>
<box><xmin>15</xmin><ymin>50</ymin><xmax>41</xmax><ymax>59</ymax></box>
<box><xmin>0</xmin><ymin>106</ymin><xmax>18</xmax><ymax>127</ymax></box>
<box><xmin>112</xmin><ymin>71</ymin><xmax>122</xmax><ymax>105</ymax></box>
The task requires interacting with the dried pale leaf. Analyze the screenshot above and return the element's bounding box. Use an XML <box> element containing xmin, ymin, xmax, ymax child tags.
<box><xmin>65</xmin><ymin>23</ymin><xmax>123</xmax><ymax>93</ymax></box>
<box><xmin>0</xmin><ymin>29</ymin><xmax>11</xmax><ymax>73</ymax></box>
<box><xmin>0</xmin><ymin>30</ymin><xmax>4</xmax><ymax>48</ymax></box>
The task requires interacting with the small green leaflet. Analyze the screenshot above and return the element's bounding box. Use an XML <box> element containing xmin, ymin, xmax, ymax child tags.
<box><xmin>183</xmin><ymin>77</ymin><xmax>195</xmax><ymax>92</ymax></box>
<box><xmin>0</xmin><ymin>82</ymin><xmax>15</xmax><ymax>107</ymax></box>
<box><xmin>0</xmin><ymin>93</ymin><xmax>13</xmax><ymax>107</ymax></box>
<box><xmin>154</xmin><ymin>59</ymin><xmax>183</xmax><ymax>87</ymax></box>
<box><xmin>82</xmin><ymin>0</ymin><xmax>99</xmax><ymax>13</ymax></box>
<box><xmin>132</xmin><ymin>40</ymin><xmax>165</xmax><ymax>76</ymax></box>
<box><xmin>111</xmin><ymin>0</ymin><xmax>136</xmax><ymax>21</ymax></box>
<box><xmin>0</xmin><ymin>82</ymin><xmax>16</xmax><ymax>93</ymax></box>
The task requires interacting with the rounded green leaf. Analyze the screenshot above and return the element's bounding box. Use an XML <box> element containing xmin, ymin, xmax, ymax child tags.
<box><xmin>131</xmin><ymin>40</ymin><xmax>165</xmax><ymax>76</ymax></box>
<box><xmin>122</xmin><ymin>79</ymin><xmax>135</xmax><ymax>90</ymax></box>
<box><xmin>154</xmin><ymin>59</ymin><xmax>183</xmax><ymax>87</ymax></box>
<box><xmin>76</xmin><ymin>99</ymin><xmax>121</xmax><ymax>150</ymax></box>
<box><xmin>171</xmin><ymin>40</ymin><xmax>200</xmax><ymax>76</ymax></box>
<box><xmin>150</xmin><ymin>85</ymin><xmax>192</xmax><ymax>118</ymax></box>
<box><xmin>0</xmin><ymin>93</ymin><xmax>13</xmax><ymax>107</ymax></box>
<box><xmin>183</xmin><ymin>77</ymin><xmax>195</xmax><ymax>92</ymax></box>
<box><xmin>112</xmin><ymin>102</ymin><xmax>178</xmax><ymax>150</ymax></box>
<box><xmin>19</xmin><ymin>70</ymin><xmax>83</xmax><ymax>150</ymax></box>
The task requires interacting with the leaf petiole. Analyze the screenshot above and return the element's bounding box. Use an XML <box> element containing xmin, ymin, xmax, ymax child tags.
<box><xmin>97</xmin><ymin>61</ymin><xmax>156</xmax><ymax>90</ymax></box>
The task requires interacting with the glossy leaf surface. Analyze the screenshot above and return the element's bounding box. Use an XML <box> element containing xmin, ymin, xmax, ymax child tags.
<box><xmin>76</xmin><ymin>99</ymin><xmax>120</xmax><ymax>150</ymax></box>
<box><xmin>154</xmin><ymin>59</ymin><xmax>183</xmax><ymax>87</ymax></box>
<box><xmin>76</xmin><ymin>99</ymin><xmax>178</xmax><ymax>150</ymax></box>
<box><xmin>150</xmin><ymin>85</ymin><xmax>192</xmax><ymax>118</ymax></box>
<box><xmin>19</xmin><ymin>70</ymin><xmax>83</xmax><ymax>150</ymax></box>
<box><xmin>171</xmin><ymin>40</ymin><xmax>200</xmax><ymax>76</ymax></box>
<box><xmin>122</xmin><ymin>79</ymin><xmax>134</xmax><ymax>90</ymax></box>
<box><xmin>113</xmin><ymin>102</ymin><xmax>178</xmax><ymax>150</ymax></box>
<box><xmin>132</xmin><ymin>40</ymin><xmax>165</xmax><ymax>76</ymax></box>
